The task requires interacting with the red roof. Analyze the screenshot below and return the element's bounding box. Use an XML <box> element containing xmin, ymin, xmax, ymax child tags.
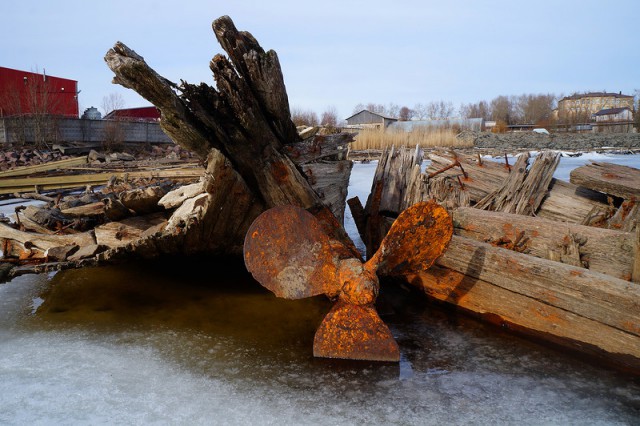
<box><xmin>104</xmin><ymin>106</ymin><xmax>160</xmax><ymax>121</ymax></box>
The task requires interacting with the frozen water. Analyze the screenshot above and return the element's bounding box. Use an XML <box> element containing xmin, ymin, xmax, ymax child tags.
<box><xmin>0</xmin><ymin>254</ymin><xmax>639</xmax><ymax>425</ymax></box>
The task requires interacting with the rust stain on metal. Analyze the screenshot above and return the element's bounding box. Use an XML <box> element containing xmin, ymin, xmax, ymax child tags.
<box><xmin>244</xmin><ymin>205</ymin><xmax>338</xmax><ymax>299</ymax></box>
<box><xmin>313</xmin><ymin>302</ymin><xmax>400</xmax><ymax>362</ymax></box>
<box><xmin>368</xmin><ymin>200</ymin><xmax>453</xmax><ymax>277</ymax></box>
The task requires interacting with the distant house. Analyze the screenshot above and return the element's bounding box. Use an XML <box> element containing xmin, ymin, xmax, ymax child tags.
<box><xmin>344</xmin><ymin>110</ymin><xmax>397</xmax><ymax>129</ymax></box>
<box><xmin>0</xmin><ymin>66</ymin><xmax>79</xmax><ymax>118</ymax></box>
<box><xmin>557</xmin><ymin>92</ymin><xmax>634</xmax><ymax>122</ymax></box>
<box><xmin>592</xmin><ymin>107</ymin><xmax>633</xmax><ymax>122</ymax></box>
<box><xmin>104</xmin><ymin>106</ymin><xmax>161</xmax><ymax>122</ymax></box>
<box><xmin>592</xmin><ymin>106</ymin><xmax>634</xmax><ymax>133</ymax></box>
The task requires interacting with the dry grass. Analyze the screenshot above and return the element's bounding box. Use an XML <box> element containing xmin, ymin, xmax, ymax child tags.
<box><xmin>349</xmin><ymin>126</ymin><xmax>473</xmax><ymax>150</ymax></box>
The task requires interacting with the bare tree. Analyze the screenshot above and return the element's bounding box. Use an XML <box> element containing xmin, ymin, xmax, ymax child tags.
<box><xmin>101</xmin><ymin>92</ymin><xmax>126</xmax><ymax>152</ymax></box>
<box><xmin>437</xmin><ymin>100</ymin><xmax>455</xmax><ymax>119</ymax></box>
<box><xmin>490</xmin><ymin>95</ymin><xmax>516</xmax><ymax>125</ymax></box>
<box><xmin>386</xmin><ymin>103</ymin><xmax>400</xmax><ymax>118</ymax></box>
<box><xmin>102</xmin><ymin>92</ymin><xmax>125</xmax><ymax>116</ymax></box>
<box><xmin>426</xmin><ymin>102</ymin><xmax>439</xmax><ymax>119</ymax></box>
<box><xmin>366</xmin><ymin>103</ymin><xmax>386</xmax><ymax>115</ymax></box>
<box><xmin>398</xmin><ymin>106</ymin><xmax>412</xmax><ymax>121</ymax></box>
<box><xmin>291</xmin><ymin>107</ymin><xmax>318</xmax><ymax>126</ymax></box>
<box><xmin>460</xmin><ymin>100</ymin><xmax>490</xmax><ymax>120</ymax></box>
<box><xmin>412</xmin><ymin>103</ymin><xmax>427</xmax><ymax>120</ymax></box>
<box><xmin>0</xmin><ymin>67</ymin><xmax>63</xmax><ymax>148</ymax></box>
<box><xmin>320</xmin><ymin>106</ymin><xmax>338</xmax><ymax>128</ymax></box>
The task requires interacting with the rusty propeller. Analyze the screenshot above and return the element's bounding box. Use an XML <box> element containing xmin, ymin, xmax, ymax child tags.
<box><xmin>243</xmin><ymin>200</ymin><xmax>453</xmax><ymax>362</ymax></box>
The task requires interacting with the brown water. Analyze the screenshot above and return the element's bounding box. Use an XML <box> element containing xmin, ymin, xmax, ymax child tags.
<box><xmin>1</xmin><ymin>256</ymin><xmax>639</xmax><ymax>425</ymax></box>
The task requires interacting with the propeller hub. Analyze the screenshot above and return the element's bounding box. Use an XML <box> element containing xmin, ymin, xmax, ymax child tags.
<box><xmin>337</xmin><ymin>258</ymin><xmax>378</xmax><ymax>305</ymax></box>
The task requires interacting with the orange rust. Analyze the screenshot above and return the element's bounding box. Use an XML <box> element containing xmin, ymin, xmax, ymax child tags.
<box><xmin>270</xmin><ymin>160</ymin><xmax>290</xmax><ymax>184</ymax></box>
<box><xmin>602</xmin><ymin>172</ymin><xmax>620</xmax><ymax>179</ymax></box>
<box><xmin>622</xmin><ymin>321</ymin><xmax>640</xmax><ymax>335</ymax></box>
<box><xmin>370</xmin><ymin>200</ymin><xmax>453</xmax><ymax>277</ymax></box>
<box><xmin>569</xmin><ymin>269</ymin><xmax>584</xmax><ymax>277</ymax></box>
<box><xmin>313</xmin><ymin>302</ymin><xmax>400</xmax><ymax>362</ymax></box>
<box><xmin>243</xmin><ymin>200</ymin><xmax>453</xmax><ymax>362</ymax></box>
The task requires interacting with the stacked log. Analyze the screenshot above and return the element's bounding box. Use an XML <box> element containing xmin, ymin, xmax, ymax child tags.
<box><xmin>349</xmin><ymin>147</ymin><xmax>640</xmax><ymax>372</ymax></box>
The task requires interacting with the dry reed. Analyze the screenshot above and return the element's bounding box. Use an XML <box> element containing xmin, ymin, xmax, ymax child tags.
<box><xmin>349</xmin><ymin>126</ymin><xmax>473</xmax><ymax>150</ymax></box>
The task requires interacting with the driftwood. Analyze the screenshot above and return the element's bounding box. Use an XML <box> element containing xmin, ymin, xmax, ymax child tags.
<box><xmin>102</xmin><ymin>15</ymin><xmax>356</xmax><ymax>258</ymax></box>
<box><xmin>0</xmin><ymin>15</ymin><xmax>356</xmax><ymax>278</ymax></box>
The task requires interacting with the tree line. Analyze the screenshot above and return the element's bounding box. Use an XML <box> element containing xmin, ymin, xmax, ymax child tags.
<box><xmin>293</xmin><ymin>91</ymin><xmax>640</xmax><ymax>130</ymax></box>
<box><xmin>352</xmin><ymin>93</ymin><xmax>557</xmax><ymax>126</ymax></box>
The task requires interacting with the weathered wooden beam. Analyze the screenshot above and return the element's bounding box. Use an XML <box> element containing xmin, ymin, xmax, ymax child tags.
<box><xmin>633</xmin><ymin>224</ymin><xmax>640</xmax><ymax>284</ymax></box>
<box><xmin>301</xmin><ymin>160</ymin><xmax>352</xmax><ymax>224</ymax></box>
<box><xmin>452</xmin><ymin>207</ymin><xmax>635</xmax><ymax>280</ymax></box>
<box><xmin>570</xmin><ymin>161</ymin><xmax>640</xmax><ymax>200</ymax></box>
<box><xmin>475</xmin><ymin>151</ymin><xmax>560</xmax><ymax>215</ymax></box>
<box><xmin>0</xmin><ymin>156</ymin><xmax>88</xmax><ymax>178</ymax></box>
<box><xmin>0</xmin><ymin>222</ymin><xmax>96</xmax><ymax>253</ymax></box>
<box><xmin>284</xmin><ymin>133</ymin><xmax>353</xmax><ymax>165</ymax></box>
<box><xmin>407</xmin><ymin>265</ymin><xmax>640</xmax><ymax>372</ymax></box>
<box><xmin>433</xmin><ymin>235</ymin><xmax>640</xmax><ymax>334</ymax></box>
<box><xmin>0</xmin><ymin>168</ymin><xmax>203</xmax><ymax>195</ymax></box>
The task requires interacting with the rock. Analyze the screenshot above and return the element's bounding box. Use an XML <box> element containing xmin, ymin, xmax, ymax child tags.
<box><xmin>67</xmin><ymin>244</ymin><xmax>108</xmax><ymax>261</ymax></box>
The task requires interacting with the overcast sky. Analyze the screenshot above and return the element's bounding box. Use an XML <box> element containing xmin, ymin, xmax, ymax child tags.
<box><xmin>3</xmin><ymin>1</ymin><xmax>638</xmax><ymax>121</ymax></box>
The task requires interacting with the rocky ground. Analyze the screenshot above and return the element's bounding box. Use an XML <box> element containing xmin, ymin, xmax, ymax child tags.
<box><xmin>0</xmin><ymin>143</ymin><xmax>197</xmax><ymax>171</ymax></box>
<box><xmin>471</xmin><ymin>132</ymin><xmax>640</xmax><ymax>152</ymax></box>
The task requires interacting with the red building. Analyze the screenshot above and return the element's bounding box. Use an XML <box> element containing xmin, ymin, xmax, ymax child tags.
<box><xmin>104</xmin><ymin>106</ymin><xmax>161</xmax><ymax>121</ymax></box>
<box><xmin>0</xmin><ymin>66</ymin><xmax>79</xmax><ymax>118</ymax></box>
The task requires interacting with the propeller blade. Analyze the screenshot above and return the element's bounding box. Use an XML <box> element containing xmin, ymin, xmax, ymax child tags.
<box><xmin>244</xmin><ymin>205</ymin><xmax>339</xmax><ymax>299</ymax></box>
<box><xmin>313</xmin><ymin>301</ymin><xmax>400</xmax><ymax>362</ymax></box>
<box><xmin>367</xmin><ymin>200</ymin><xmax>453</xmax><ymax>277</ymax></box>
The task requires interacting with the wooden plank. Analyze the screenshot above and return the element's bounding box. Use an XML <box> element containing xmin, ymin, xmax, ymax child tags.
<box><xmin>536</xmin><ymin>178</ymin><xmax>611</xmax><ymax>224</ymax></box>
<box><xmin>475</xmin><ymin>151</ymin><xmax>561</xmax><ymax>215</ymax></box>
<box><xmin>634</xmin><ymin>225</ymin><xmax>640</xmax><ymax>283</ymax></box>
<box><xmin>409</xmin><ymin>265</ymin><xmax>640</xmax><ymax>370</ymax></box>
<box><xmin>0</xmin><ymin>222</ymin><xmax>96</xmax><ymax>251</ymax></box>
<box><xmin>452</xmin><ymin>207</ymin><xmax>635</xmax><ymax>280</ymax></box>
<box><xmin>0</xmin><ymin>156</ymin><xmax>88</xmax><ymax>178</ymax></box>
<box><xmin>301</xmin><ymin>160</ymin><xmax>352</xmax><ymax>224</ymax></box>
<box><xmin>570</xmin><ymin>161</ymin><xmax>640</xmax><ymax>200</ymax></box>
<box><xmin>0</xmin><ymin>168</ymin><xmax>203</xmax><ymax>195</ymax></box>
<box><xmin>432</xmin><ymin>235</ymin><xmax>640</xmax><ymax>335</ymax></box>
<box><xmin>94</xmin><ymin>213</ymin><xmax>168</xmax><ymax>248</ymax></box>
<box><xmin>426</xmin><ymin>152</ymin><xmax>510</xmax><ymax>206</ymax></box>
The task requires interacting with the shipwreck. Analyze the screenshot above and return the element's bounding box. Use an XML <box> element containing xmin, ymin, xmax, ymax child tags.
<box><xmin>0</xmin><ymin>16</ymin><xmax>639</xmax><ymax>373</ymax></box>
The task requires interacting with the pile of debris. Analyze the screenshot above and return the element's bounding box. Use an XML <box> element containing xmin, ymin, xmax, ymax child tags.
<box><xmin>0</xmin><ymin>147</ymin><xmax>75</xmax><ymax>171</ymax></box>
